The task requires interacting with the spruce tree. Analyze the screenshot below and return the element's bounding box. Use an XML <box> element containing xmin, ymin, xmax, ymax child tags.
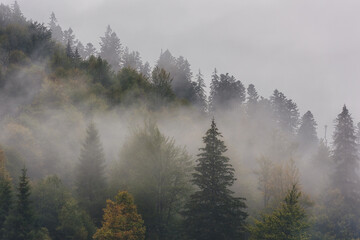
<box><xmin>332</xmin><ymin>105</ymin><xmax>360</xmax><ymax>203</ymax></box>
<box><xmin>194</xmin><ymin>69</ymin><xmax>207</xmax><ymax>113</ymax></box>
<box><xmin>184</xmin><ymin>119</ymin><xmax>247</xmax><ymax>240</ymax></box>
<box><xmin>76</xmin><ymin>122</ymin><xmax>107</xmax><ymax>226</ymax></box>
<box><xmin>4</xmin><ymin>167</ymin><xmax>33</xmax><ymax>240</ymax></box>
<box><xmin>0</xmin><ymin>147</ymin><xmax>12</xmax><ymax>238</ymax></box>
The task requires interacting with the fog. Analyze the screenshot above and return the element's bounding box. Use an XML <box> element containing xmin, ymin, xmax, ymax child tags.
<box><xmin>4</xmin><ymin>0</ymin><xmax>360</xmax><ymax>137</ymax></box>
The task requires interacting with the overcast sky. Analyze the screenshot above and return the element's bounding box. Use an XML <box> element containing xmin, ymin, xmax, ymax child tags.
<box><xmin>4</xmin><ymin>0</ymin><xmax>360</xmax><ymax>138</ymax></box>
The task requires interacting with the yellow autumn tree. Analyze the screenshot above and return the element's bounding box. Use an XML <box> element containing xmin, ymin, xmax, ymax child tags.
<box><xmin>93</xmin><ymin>191</ymin><xmax>145</xmax><ymax>240</ymax></box>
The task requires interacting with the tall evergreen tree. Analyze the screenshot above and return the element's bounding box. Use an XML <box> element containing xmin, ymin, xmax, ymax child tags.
<box><xmin>246</xmin><ymin>84</ymin><xmax>259</xmax><ymax>118</ymax></box>
<box><xmin>63</xmin><ymin>27</ymin><xmax>76</xmax><ymax>49</ymax></box>
<box><xmin>48</xmin><ymin>12</ymin><xmax>63</xmax><ymax>43</ymax></box>
<box><xmin>297</xmin><ymin>111</ymin><xmax>318</xmax><ymax>152</ymax></box>
<box><xmin>194</xmin><ymin>69</ymin><xmax>207</xmax><ymax>113</ymax></box>
<box><xmin>209</xmin><ymin>72</ymin><xmax>246</xmax><ymax>112</ymax></box>
<box><xmin>99</xmin><ymin>25</ymin><xmax>122</xmax><ymax>71</ymax></box>
<box><xmin>270</xmin><ymin>89</ymin><xmax>299</xmax><ymax>134</ymax></box>
<box><xmin>184</xmin><ymin>119</ymin><xmax>247</xmax><ymax>240</ymax></box>
<box><xmin>4</xmin><ymin>167</ymin><xmax>33</xmax><ymax>240</ymax></box>
<box><xmin>209</xmin><ymin>68</ymin><xmax>219</xmax><ymax>113</ymax></box>
<box><xmin>0</xmin><ymin>147</ymin><xmax>12</xmax><ymax>238</ymax></box>
<box><xmin>11</xmin><ymin>1</ymin><xmax>25</xmax><ymax>23</ymax></box>
<box><xmin>332</xmin><ymin>105</ymin><xmax>360</xmax><ymax>202</ymax></box>
<box><xmin>76</xmin><ymin>122</ymin><xmax>107</xmax><ymax>226</ymax></box>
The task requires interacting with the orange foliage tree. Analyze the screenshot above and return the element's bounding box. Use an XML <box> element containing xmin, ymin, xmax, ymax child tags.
<box><xmin>93</xmin><ymin>191</ymin><xmax>145</xmax><ymax>240</ymax></box>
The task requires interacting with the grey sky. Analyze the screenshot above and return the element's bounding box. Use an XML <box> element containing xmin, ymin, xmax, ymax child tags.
<box><xmin>4</xmin><ymin>0</ymin><xmax>360</xmax><ymax>137</ymax></box>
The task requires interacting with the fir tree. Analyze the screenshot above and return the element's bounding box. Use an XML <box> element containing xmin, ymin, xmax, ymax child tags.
<box><xmin>0</xmin><ymin>147</ymin><xmax>11</xmax><ymax>238</ymax></box>
<box><xmin>11</xmin><ymin>1</ymin><xmax>25</xmax><ymax>23</ymax></box>
<box><xmin>184</xmin><ymin>119</ymin><xmax>247</xmax><ymax>240</ymax></box>
<box><xmin>332</xmin><ymin>105</ymin><xmax>360</xmax><ymax>203</ymax></box>
<box><xmin>194</xmin><ymin>69</ymin><xmax>207</xmax><ymax>113</ymax></box>
<box><xmin>4</xmin><ymin>167</ymin><xmax>33</xmax><ymax>240</ymax></box>
<box><xmin>76</xmin><ymin>122</ymin><xmax>107</xmax><ymax>226</ymax></box>
<box><xmin>99</xmin><ymin>25</ymin><xmax>122</xmax><ymax>71</ymax></box>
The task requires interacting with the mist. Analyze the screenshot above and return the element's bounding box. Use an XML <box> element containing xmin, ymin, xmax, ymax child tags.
<box><xmin>0</xmin><ymin>1</ymin><xmax>359</xmax><ymax>239</ymax></box>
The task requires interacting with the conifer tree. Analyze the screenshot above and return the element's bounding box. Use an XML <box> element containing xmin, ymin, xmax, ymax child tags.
<box><xmin>247</xmin><ymin>84</ymin><xmax>259</xmax><ymax>117</ymax></box>
<box><xmin>297</xmin><ymin>111</ymin><xmax>318</xmax><ymax>152</ymax></box>
<box><xmin>99</xmin><ymin>25</ymin><xmax>122</xmax><ymax>71</ymax></box>
<box><xmin>209</xmin><ymin>73</ymin><xmax>246</xmax><ymax>112</ymax></box>
<box><xmin>94</xmin><ymin>191</ymin><xmax>146</xmax><ymax>240</ymax></box>
<box><xmin>4</xmin><ymin>167</ymin><xmax>33</xmax><ymax>240</ymax></box>
<box><xmin>63</xmin><ymin>27</ymin><xmax>76</xmax><ymax>49</ymax></box>
<box><xmin>76</xmin><ymin>122</ymin><xmax>107</xmax><ymax>226</ymax></box>
<box><xmin>250</xmin><ymin>185</ymin><xmax>309</xmax><ymax>240</ymax></box>
<box><xmin>48</xmin><ymin>12</ymin><xmax>63</xmax><ymax>43</ymax></box>
<box><xmin>11</xmin><ymin>1</ymin><xmax>25</xmax><ymax>23</ymax></box>
<box><xmin>84</xmin><ymin>42</ymin><xmax>97</xmax><ymax>59</ymax></box>
<box><xmin>184</xmin><ymin>119</ymin><xmax>247</xmax><ymax>240</ymax></box>
<box><xmin>66</xmin><ymin>40</ymin><xmax>74</xmax><ymax>59</ymax></box>
<box><xmin>0</xmin><ymin>147</ymin><xmax>12</xmax><ymax>238</ymax></box>
<box><xmin>194</xmin><ymin>69</ymin><xmax>207</xmax><ymax>113</ymax></box>
<box><xmin>332</xmin><ymin>105</ymin><xmax>360</xmax><ymax>203</ymax></box>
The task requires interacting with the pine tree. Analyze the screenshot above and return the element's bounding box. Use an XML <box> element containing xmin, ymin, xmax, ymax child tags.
<box><xmin>297</xmin><ymin>111</ymin><xmax>318</xmax><ymax>152</ymax></box>
<box><xmin>4</xmin><ymin>167</ymin><xmax>33</xmax><ymax>240</ymax></box>
<box><xmin>93</xmin><ymin>191</ymin><xmax>146</xmax><ymax>240</ymax></box>
<box><xmin>76</xmin><ymin>122</ymin><xmax>107</xmax><ymax>226</ymax></box>
<box><xmin>250</xmin><ymin>185</ymin><xmax>309</xmax><ymax>240</ymax></box>
<box><xmin>184</xmin><ymin>119</ymin><xmax>247</xmax><ymax>240</ymax></box>
<box><xmin>99</xmin><ymin>25</ymin><xmax>122</xmax><ymax>71</ymax></box>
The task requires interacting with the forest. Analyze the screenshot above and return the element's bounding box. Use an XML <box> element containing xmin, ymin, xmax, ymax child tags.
<box><xmin>0</xmin><ymin>1</ymin><xmax>360</xmax><ymax>240</ymax></box>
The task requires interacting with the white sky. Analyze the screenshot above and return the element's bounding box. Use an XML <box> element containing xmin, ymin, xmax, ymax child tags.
<box><xmin>3</xmin><ymin>0</ymin><xmax>360</xmax><ymax>137</ymax></box>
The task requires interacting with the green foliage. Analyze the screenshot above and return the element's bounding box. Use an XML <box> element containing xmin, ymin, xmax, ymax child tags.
<box><xmin>94</xmin><ymin>191</ymin><xmax>146</xmax><ymax>240</ymax></box>
<box><xmin>76</xmin><ymin>122</ymin><xmax>107</xmax><ymax>225</ymax></box>
<box><xmin>31</xmin><ymin>175</ymin><xmax>69</xmax><ymax>239</ymax></box>
<box><xmin>111</xmin><ymin>121</ymin><xmax>192</xmax><ymax>240</ymax></box>
<box><xmin>57</xmin><ymin>198</ymin><xmax>95</xmax><ymax>240</ymax></box>
<box><xmin>250</xmin><ymin>185</ymin><xmax>309</xmax><ymax>240</ymax></box>
<box><xmin>184</xmin><ymin>119</ymin><xmax>247</xmax><ymax>240</ymax></box>
<box><xmin>4</xmin><ymin>167</ymin><xmax>34</xmax><ymax>240</ymax></box>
